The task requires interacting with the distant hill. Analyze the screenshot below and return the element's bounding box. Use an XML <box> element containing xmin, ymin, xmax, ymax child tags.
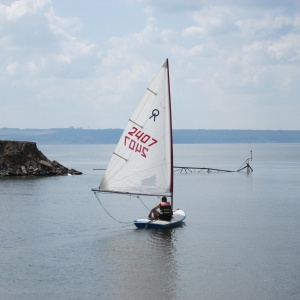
<box><xmin>1</xmin><ymin>127</ymin><xmax>300</xmax><ymax>144</ymax></box>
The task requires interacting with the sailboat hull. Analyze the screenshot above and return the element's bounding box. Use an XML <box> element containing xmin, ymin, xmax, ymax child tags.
<box><xmin>134</xmin><ymin>209</ymin><xmax>186</xmax><ymax>229</ymax></box>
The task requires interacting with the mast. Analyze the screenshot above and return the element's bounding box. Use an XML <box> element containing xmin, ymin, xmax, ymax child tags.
<box><xmin>166</xmin><ymin>58</ymin><xmax>174</xmax><ymax>207</ymax></box>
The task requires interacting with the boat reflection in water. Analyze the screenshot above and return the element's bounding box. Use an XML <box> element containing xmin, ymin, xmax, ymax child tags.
<box><xmin>95</xmin><ymin>227</ymin><xmax>182</xmax><ymax>300</ymax></box>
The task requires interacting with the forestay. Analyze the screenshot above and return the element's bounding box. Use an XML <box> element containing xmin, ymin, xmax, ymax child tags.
<box><xmin>94</xmin><ymin>60</ymin><xmax>173</xmax><ymax>197</ymax></box>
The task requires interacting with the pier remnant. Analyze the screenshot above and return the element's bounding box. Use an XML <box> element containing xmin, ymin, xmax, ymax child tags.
<box><xmin>237</xmin><ymin>151</ymin><xmax>253</xmax><ymax>173</ymax></box>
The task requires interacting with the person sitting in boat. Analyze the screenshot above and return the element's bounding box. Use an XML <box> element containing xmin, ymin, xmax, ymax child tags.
<box><xmin>148</xmin><ymin>196</ymin><xmax>173</xmax><ymax>221</ymax></box>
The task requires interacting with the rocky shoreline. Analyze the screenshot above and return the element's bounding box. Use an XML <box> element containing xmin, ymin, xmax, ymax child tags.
<box><xmin>0</xmin><ymin>140</ymin><xmax>82</xmax><ymax>176</ymax></box>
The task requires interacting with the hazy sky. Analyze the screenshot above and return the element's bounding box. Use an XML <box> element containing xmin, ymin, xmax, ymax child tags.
<box><xmin>1</xmin><ymin>0</ymin><xmax>300</xmax><ymax>130</ymax></box>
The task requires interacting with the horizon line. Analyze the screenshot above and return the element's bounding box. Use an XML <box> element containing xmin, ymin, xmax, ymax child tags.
<box><xmin>1</xmin><ymin>127</ymin><xmax>300</xmax><ymax>131</ymax></box>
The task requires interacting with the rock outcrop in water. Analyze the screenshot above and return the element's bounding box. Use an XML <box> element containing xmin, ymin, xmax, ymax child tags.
<box><xmin>0</xmin><ymin>140</ymin><xmax>82</xmax><ymax>176</ymax></box>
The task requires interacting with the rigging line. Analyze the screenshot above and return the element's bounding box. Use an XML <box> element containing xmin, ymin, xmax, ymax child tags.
<box><xmin>137</xmin><ymin>195</ymin><xmax>151</xmax><ymax>211</ymax></box>
<box><xmin>94</xmin><ymin>192</ymin><xmax>132</xmax><ymax>224</ymax></box>
<box><xmin>137</xmin><ymin>195</ymin><xmax>161</xmax><ymax>211</ymax></box>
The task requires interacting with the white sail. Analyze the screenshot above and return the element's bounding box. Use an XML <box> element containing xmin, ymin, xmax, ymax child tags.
<box><xmin>97</xmin><ymin>60</ymin><xmax>173</xmax><ymax>196</ymax></box>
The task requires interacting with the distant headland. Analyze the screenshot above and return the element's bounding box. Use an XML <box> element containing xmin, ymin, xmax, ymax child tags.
<box><xmin>1</xmin><ymin>127</ymin><xmax>300</xmax><ymax>144</ymax></box>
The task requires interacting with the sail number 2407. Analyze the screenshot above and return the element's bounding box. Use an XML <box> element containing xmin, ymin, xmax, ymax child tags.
<box><xmin>124</xmin><ymin>126</ymin><xmax>157</xmax><ymax>158</ymax></box>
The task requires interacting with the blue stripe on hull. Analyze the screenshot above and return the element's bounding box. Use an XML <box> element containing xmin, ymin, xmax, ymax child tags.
<box><xmin>134</xmin><ymin>220</ymin><xmax>183</xmax><ymax>229</ymax></box>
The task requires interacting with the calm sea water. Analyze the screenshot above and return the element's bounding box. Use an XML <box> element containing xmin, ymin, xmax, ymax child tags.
<box><xmin>1</xmin><ymin>144</ymin><xmax>300</xmax><ymax>300</ymax></box>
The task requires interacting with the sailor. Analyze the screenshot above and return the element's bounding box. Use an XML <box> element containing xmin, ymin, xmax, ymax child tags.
<box><xmin>148</xmin><ymin>196</ymin><xmax>173</xmax><ymax>221</ymax></box>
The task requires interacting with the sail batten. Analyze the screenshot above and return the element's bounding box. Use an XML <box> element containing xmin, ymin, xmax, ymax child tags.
<box><xmin>129</xmin><ymin>119</ymin><xmax>143</xmax><ymax>128</ymax></box>
<box><xmin>147</xmin><ymin>88</ymin><xmax>157</xmax><ymax>95</ymax></box>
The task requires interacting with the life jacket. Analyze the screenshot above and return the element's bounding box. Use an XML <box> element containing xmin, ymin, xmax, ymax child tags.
<box><xmin>160</xmin><ymin>201</ymin><xmax>173</xmax><ymax>216</ymax></box>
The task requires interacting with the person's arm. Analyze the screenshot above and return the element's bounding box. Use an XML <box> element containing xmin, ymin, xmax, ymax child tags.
<box><xmin>150</xmin><ymin>204</ymin><xmax>160</xmax><ymax>212</ymax></box>
<box><xmin>148</xmin><ymin>204</ymin><xmax>160</xmax><ymax>218</ymax></box>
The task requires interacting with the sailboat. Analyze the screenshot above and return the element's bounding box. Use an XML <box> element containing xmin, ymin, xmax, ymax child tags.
<box><xmin>92</xmin><ymin>59</ymin><xmax>185</xmax><ymax>229</ymax></box>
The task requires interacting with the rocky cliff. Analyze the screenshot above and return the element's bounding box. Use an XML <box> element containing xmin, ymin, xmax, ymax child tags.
<box><xmin>0</xmin><ymin>140</ymin><xmax>82</xmax><ymax>176</ymax></box>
